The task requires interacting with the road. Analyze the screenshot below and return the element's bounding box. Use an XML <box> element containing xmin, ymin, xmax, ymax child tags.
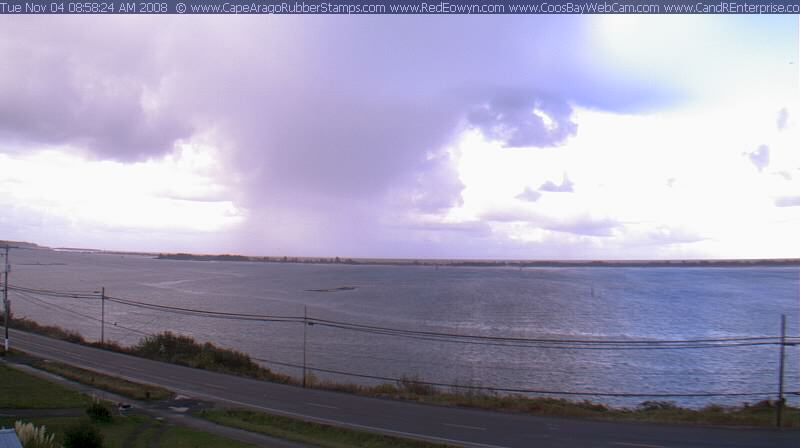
<box><xmin>10</xmin><ymin>330</ymin><xmax>798</xmax><ymax>448</ymax></box>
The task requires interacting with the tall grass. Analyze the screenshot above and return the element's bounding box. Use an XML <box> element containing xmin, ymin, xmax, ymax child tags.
<box><xmin>14</xmin><ymin>421</ymin><xmax>58</xmax><ymax>448</ymax></box>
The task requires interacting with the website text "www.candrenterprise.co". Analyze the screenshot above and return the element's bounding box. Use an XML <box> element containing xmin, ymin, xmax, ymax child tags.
<box><xmin>187</xmin><ymin>2</ymin><xmax>800</xmax><ymax>14</ymax></box>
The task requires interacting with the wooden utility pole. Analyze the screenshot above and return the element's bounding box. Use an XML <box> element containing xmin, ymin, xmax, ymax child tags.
<box><xmin>2</xmin><ymin>246</ymin><xmax>11</xmax><ymax>352</ymax></box>
<box><xmin>100</xmin><ymin>287</ymin><xmax>105</xmax><ymax>345</ymax></box>
<box><xmin>303</xmin><ymin>305</ymin><xmax>308</xmax><ymax>388</ymax></box>
<box><xmin>776</xmin><ymin>314</ymin><xmax>786</xmax><ymax>428</ymax></box>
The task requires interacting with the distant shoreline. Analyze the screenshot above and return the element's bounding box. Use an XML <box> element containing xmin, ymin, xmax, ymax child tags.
<box><xmin>154</xmin><ymin>253</ymin><xmax>800</xmax><ymax>268</ymax></box>
<box><xmin>4</xmin><ymin>240</ymin><xmax>799</xmax><ymax>268</ymax></box>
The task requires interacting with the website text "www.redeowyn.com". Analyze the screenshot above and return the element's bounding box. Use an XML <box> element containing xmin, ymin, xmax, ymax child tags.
<box><xmin>187</xmin><ymin>1</ymin><xmax>800</xmax><ymax>14</ymax></box>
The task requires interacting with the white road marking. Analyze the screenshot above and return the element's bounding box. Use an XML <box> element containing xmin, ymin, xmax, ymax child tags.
<box><xmin>443</xmin><ymin>423</ymin><xmax>487</xmax><ymax>431</ymax></box>
<box><xmin>305</xmin><ymin>402</ymin><xmax>339</xmax><ymax>410</ymax></box>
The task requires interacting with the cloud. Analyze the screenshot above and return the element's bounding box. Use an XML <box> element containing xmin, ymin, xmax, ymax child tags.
<box><xmin>775</xmin><ymin>196</ymin><xmax>800</xmax><ymax>207</ymax></box>
<box><xmin>748</xmin><ymin>145</ymin><xmax>770</xmax><ymax>171</ymax></box>
<box><xmin>777</xmin><ymin>108</ymin><xmax>789</xmax><ymax>130</ymax></box>
<box><xmin>539</xmin><ymin>174</ymin><xmax>574</xmax><ymax>192</ymax></box>
<box><xmin>545</xmin><ymin>216</ymin><xmax>619</xmax><ymax>237</ymax></box>
<box><xmin>467</xmin><ymin>93</ymin><xmax>578</xmax><ymax>148</ymax></box>
<box><xmin>480</xmin><ymin>208</ymin><xmax>619</xmax><ymax>237</ymax></box>
<box><xmin>0</xmin><ymin>16</ymin><xmax>724</xmax><ymax>257</ymax></box>
<box><xmin>516</xmin><ymin>187</ymin><xmax>542</xmax><ymax>202</ymax></box>
<box><xmin>634</xmin><ymin>226</ymin><xmax>706</xmax><ymax>246</ymax></box>
<box><xmin>0</xmin><ymin>21</ymin><xmax>191</xmax><ymax>161</ymax></box>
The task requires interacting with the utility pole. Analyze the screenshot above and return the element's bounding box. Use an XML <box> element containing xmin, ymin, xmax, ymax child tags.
<box><xmin>100</xmin><ymin>287</ymin><xmax>105</xmax><ymax>345</ymax></box>
<box><xmin>776</xmin><ymin>314</ymin><xmax>786</xmax><ymax>428</ymax></box>
<box><xmin>303</xmin><ymin>305</ymin><xmax>308</xmax><ymax>388</ymax></box>
<box><xmin>3</xmin><ymin>245</ymin><xmax>11</xmax><ymax>352</ymax></box>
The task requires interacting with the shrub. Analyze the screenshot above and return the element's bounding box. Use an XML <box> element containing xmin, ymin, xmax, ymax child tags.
<box><xmin>14</xmin><ymin>421</ymin><xmax>57</xmax><ymax>448</ymax></box>
<box><xmin>638</xmin><ymin>400</ymin><xmax>679</xmax><ymax>412</ymax></box>
<box><xmin>63</xmin><ymin>421</ymin><xmax>103</xmax><ymax>448</ymax></box>
<box><xmin>371</xmin><ymin>383</ymin><xmax>400</xmax><ymax>395</ymax></box>
<box><xmin>397</xmin><ymin>375</ymin><xmax>437</xmax><ymax>396</ymax></box>
<box><xmin>86</xmin><ymin>401</ymin><xmax>113</xmax><ymax>423</ymax></box>
<box><xmin>10</xmin><ymin>315</ymin><xmax>85</xmax><ymax>344</ymax></box>
<box><xmin>131</xmin><ymin>331</ymin><xmax>292</xmax><ymax>383</ymax></box>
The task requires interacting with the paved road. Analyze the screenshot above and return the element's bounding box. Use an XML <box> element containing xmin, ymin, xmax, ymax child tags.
<box><xmin>10</xmin><ymin>330</ymin><xmax>798</xmax><ymax>448</ymax></box>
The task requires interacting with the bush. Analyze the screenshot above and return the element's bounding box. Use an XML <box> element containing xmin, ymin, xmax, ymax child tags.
<box><xmin>63</xmin><ymin>421</ymin><xmax>103</xmax><ymax>448</ymax></box>
<box><xmin>86</xmin><ymin>401</ymin><xmax>113</xmax><ymax>423</ymax></box>
<box><xmin>638</xmin><ymin>400</ymin><xmax>680</xmax><ymax>412</ymax></box>
<box><xmin>10</xmin><ymin>315</ymin><xmax>85</xmax><ymax>344</ymax></box>
<box><xmin>397</xmin><ymin>375</ymin><xmax>437</xmax><ymax>396</ymax></box>
<box><xmin>131</xmin><ymin>332</ymin><xmax>292</xmax><ymax>383</ymax></box>
<box><xmin>14</xmin><ymin>421</ymin><xmax>57</xmax><ymax>448</ymax></box>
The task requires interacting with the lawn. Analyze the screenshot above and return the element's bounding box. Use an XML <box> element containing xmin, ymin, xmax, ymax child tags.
<box><xmin>31</xmin><ymin>360</ymin><xmax>174</xmax><ymax>401</ymax></box>
<box><xmin>0</xmin><ymin>415</ymin><xmax>257</xmax><ymax>448</ymax></box>
<box><xmin>0</xmin><ymin>362</ymin><xmax>255</xmax><ymax>447</ymax></box>
<box><xmin>0</xmin><ymin>364</ymin><xmax>90</xmax><ymax>408</ymax></box>
<box><xmin>201</xmin><ymin>409</ymin><xmax>456</xmax><ymax>448</ymax></box>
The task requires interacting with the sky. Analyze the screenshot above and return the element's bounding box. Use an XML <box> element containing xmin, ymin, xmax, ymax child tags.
<box><xmin>0</xmin><ymin>14</ymin><xmax>798</xmax><ymax>260</ymax></box>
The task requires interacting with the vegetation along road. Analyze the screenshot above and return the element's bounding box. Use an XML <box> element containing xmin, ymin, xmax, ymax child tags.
<box><xmin>10</xmin><ymin>329</ymin><xmax>798</xmax><ymax>448</ymax></box>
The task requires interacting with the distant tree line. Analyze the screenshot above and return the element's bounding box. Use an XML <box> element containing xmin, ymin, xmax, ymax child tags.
<box><xmin>155</xmin><ymin>253</ymin><xmax>800</xmax><ymax>268</ymax></box>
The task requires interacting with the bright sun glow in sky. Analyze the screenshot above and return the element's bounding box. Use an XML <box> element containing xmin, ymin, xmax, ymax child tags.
<box><xmin>0</xmin><ymin>15</ymin><xmax>798</xmax><ymax>259</ymax></box>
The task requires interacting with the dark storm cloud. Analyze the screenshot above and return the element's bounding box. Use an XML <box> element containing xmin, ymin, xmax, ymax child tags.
<box><xmin>0</xmin><ymin>20</ymin><xmax>191</xmax><ymax>161</ymax></box>
<box><xmin>0</xmin><ymin>15</ymin><xmax>679</xmax><ymax>256</ymax></box>
<box><xmin>748</xmin><ymin>145</ymin><xmax>770</xmax><ymax>171</ymax></box>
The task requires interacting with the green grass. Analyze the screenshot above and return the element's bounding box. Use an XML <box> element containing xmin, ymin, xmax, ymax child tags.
<box><xmin>31</xmin><ymin>360</ymin><xmax>174</xmax><ymax>401</ymax></box>
<box><xmin>201</xmin><ymin>409</ymin><xmax>457</xmax><ymax>448</ymax></box>
<box><xmin>0</xmin><ymin>415</ymin><xmax>257</xmax><ymax>448</ymax></box>
<box><xmin>159</xmin><ymin>423</ymin><xmax>259</xmax><ymax>448</ymax></box>
<box><xmin>0</xmin><ymin>362</ymin><xmax>256</xmax><ymax>448</ymax></box>
<box><xmin>0</xmin><ymin>364</ymin><xmax>90</xmax><ymax>408</ymax></box>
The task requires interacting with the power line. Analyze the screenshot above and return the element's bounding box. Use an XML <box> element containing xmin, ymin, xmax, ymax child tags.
<box><xmin>10</xmin><ymin>283</ymin><xmax>800</xmax><ymax>350</ymax></box>
<box><xmin>15</xmin><ymin>290</ymin><xmax>152</xmax><ymax>338</ymax></box>
<box><xmin>250</xmin><ymin>355</ymin><xmax>789</xmax><ymax>399</ymax></box>
<box><xmin>8</xmin><ymin>284</ymin><xmax>99</xmax><ymax>299</ymax></box>
<box><xmin>9</xmin><ymin>282</ymin><xmax>799</xmax><ymax>401</ymax></box>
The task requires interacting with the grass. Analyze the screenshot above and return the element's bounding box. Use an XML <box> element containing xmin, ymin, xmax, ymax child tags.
<box><xmin>201</xmin><ymin>409</ymin><xmax>457</xmax><ymax>448</ymax></box>
<box><xmin>0</xmin><ymin>364</ymin><xmax>90</xmax><ymax>408</ymax></box>
<box><xmin>0</xmin><ymin>415</ymin><xmax>258</xmax><ymax>448</ymax></box>
<box><xmin>159</xmin><ymin>423</ymin><xmax>260</xmax><ymax>448</ymax></box>
<box><xmin>311</xmin><ymin>381</ymin><xmax>800</xmax><ymax>427</ymax></box>
<box><xmin>30</xmin><ymin>359</ymin><xmax>174</xmax><ymax>401</ymax></box>
<box><xmin>0</xmin><ymin>359</ymin><xmax>256</xmax><ymax>448</ymax></box>
<box><xmin>9</xmin><ymin>316</ymin><xmax>87</xmax><ymax>344</ymax></box>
